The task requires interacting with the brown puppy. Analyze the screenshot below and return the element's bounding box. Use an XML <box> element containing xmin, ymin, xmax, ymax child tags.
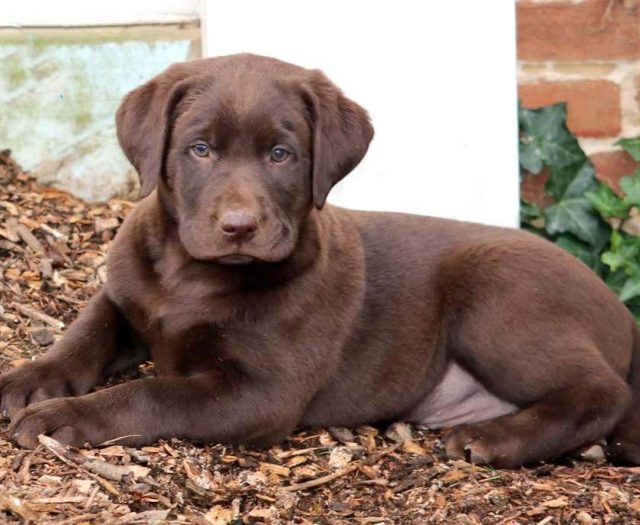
<box><xmin>1</xmin><ymin>54</ymin><xmax>639</xmax><ymax>468</ymax></box>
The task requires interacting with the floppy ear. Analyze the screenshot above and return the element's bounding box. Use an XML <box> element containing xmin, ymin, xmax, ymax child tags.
<box><xmin>116</xmin><ymin>63</ymin><xmax>201</xmax><ymax>198</ymax></box>
<box><xmin>304</xmin><ymin>71</ymin><xmax>374</xmax><ymax>209</ymax></box>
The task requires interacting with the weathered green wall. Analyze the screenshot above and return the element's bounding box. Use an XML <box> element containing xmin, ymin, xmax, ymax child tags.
<box><xmin>0</xmin><ymin>26</ymin><xmax>199</xmax><ymax>201</ymax></box>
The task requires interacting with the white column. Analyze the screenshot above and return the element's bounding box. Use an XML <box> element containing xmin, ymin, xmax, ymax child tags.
<box><xmin>201</xmin><ymin>1</ymin><xmax>519</xmax><ymax>227</ymax></box>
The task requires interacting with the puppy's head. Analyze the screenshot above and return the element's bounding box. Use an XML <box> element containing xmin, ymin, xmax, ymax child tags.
<box><xmin>116</xmin><ymin>54</ymin><xmax>373</xmax><ymax>264</ymax></box>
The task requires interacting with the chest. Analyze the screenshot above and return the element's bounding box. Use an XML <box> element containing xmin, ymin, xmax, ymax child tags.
<box><xmin>108</xmin><ymin>254</ymin><xmax>321</xmax><ymax>377</ymax></box>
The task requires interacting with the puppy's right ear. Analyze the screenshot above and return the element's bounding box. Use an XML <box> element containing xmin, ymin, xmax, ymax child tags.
<box><xmin>116</xmin><ymin>63</ymin><xmax>199</xmax><ymax>198</ymax></box>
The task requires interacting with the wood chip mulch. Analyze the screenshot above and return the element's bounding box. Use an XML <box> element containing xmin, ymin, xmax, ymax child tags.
<box><xmin>1</xmin><ymin>149</ymin><xmax>640</xmax><ymax>524</ymax></box>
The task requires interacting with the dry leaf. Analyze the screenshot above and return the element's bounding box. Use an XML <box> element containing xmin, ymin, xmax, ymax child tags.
<box><xmin>402</xmin><ymin>440</ymin><xmax>426</xmax><ymax>456</ymax></box>
<box><xmin>204</xmin><ymin>506</ymin><xmax>235</xmax><ymax>525</ymax></box>
<box><xmin>542</xmin><ymin>496</ymin><xmax>568</xmax><ymax>508</ymax></box>
<box><xmin>441</xmin><ymin>468</ymin><xmax>468</xmax><ymax>485</ymax></box>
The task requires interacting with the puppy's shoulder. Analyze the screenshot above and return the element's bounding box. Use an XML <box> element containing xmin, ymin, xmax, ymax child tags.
<box><xmin>108</xmin><ymin>192</ymin><xmax>165</xmax><ymax>264</ymax></box>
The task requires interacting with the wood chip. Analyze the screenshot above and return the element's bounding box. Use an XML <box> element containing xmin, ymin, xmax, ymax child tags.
<box><xmin>0</xmin><ymin>225</ymin><xmax>20</xmax><ymax>243</ymax></box>
<box><xmin>259</xmin><ymin>462</ymin><xmax>290</xmax><ymax>477</ymax></box>
<box><xmin>16</xmin><ymin>224</ymin><xmax>45</xmax><ymax>254</ymax></box>
<box><xmin>0</xmin><ymin>495</ymin><xmax>39</xmax><ymax>521</ymax></box>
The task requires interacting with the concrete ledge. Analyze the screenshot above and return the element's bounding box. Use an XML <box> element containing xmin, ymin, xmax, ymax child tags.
<box><xmin>0</xmin><ymin>24</ymin><xmax>200</xmax><ymax>201</ymax></box>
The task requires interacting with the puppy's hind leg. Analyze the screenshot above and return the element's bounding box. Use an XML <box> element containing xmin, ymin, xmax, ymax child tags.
<box><xmin>443</xmin><ymin>366</ymin><xmax>630</xmax><ymax>468</ymax></box>
<box><xmin>608</xmin><ymin>326</ymin><xmax>640</xmax><ymax>464</ymax></box>
<box><xmin>441</xmin><ymin>314</ymin><xmax>631</xmax><ymax>467</ymax></box>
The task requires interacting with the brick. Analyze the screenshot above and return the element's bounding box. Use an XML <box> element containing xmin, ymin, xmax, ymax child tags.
<box><xmin>521</xmin><ymin>169</ymin><xmax>554</xmax><ymax>208</ymax></box>
<box><xmin>590</xmin><ymin>150</ymin><xmax>640</xmax><ymax>194</ymax></box>
<box><xmin>520</xmin><ymin>152</ymin><xmax>640</xmax><ymax>206</ymax></box>
<box><xmin>518</xmin><ymin>80</ymin><xmax>621</xmax><ymax>137</ymax></box>
<box><xmin>517</xmin><ymin>0</ymin><xmax>640</xmax><ymax>60</ymax></box>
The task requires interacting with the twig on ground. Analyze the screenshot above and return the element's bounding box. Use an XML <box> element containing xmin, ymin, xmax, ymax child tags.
<box><xmin>284</xmin><ymin>442</ymin><xmax>401</xmax><ymax>492</ymax></box>
<box><xmin>38</xmin><ymin>435</ymin><xmax>123</xmax><ymax>496</ymax></box>
<box><xmin>12</xmin><ymin>303</ymin><xmax>64</xmax><ymax>331</ymax></box>
<box><xmin>39</xmin><ymin>223</ymin><xmax>69</xmax><ymax>241</ymax></box>
<box><xmin>283</xmin><ymin>465</ymin><xmax>358</xmax><ymax>492</ymax></box>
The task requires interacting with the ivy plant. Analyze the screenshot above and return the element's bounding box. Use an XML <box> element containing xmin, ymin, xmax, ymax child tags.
<box><xmin>519</xmin><ymin>102</ymin><xmax>640</xmax><ymax>324</ymax></box>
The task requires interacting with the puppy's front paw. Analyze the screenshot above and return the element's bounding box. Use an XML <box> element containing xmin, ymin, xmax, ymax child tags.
<box><xmin>8</xmin><ymin>397</ymin><xmax>97</xmax><ymax>449</ymax></box>
<box><xmin>0</xmin><ymin>361</ymin><xmax>73</xmax><ymax>419</ymax></box>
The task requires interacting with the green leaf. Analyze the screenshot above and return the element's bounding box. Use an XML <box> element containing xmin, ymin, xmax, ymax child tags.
<box><xmin>545</xmin><ymin>162</ymin><xmax>578</xmax><ymax>201</ymax></box>
<box><xmin>601</xmin><ymin>231</ymin><xmax>640</xmax><ymax>275</ymax></box>
<box><xmin>623</xmin><ymin>297</ymin><xmax>640</xmax><ymax>327</ymax></box>
<box><xmin>605</xmin><ymin>268</ymin><xmax>628</xmax><ymax>294</ymax></box>
<box><xmin>558</xmin><ymin>161</ymin><xmax>598</xmax><ymax>200</ymax></box>
<box><xmin>546</xmin><ymin>161</ymin><xmax>598</xmax><ymax>203</ymax></box>
<box><xmin>544</xmin><ymin>198</ymin><xmax>610</xmax><ymax>249</ymax></box>
<box><xmin>621</xmin><ymin>170</ymin><xmax>640</xmax><ymax>208</ymax></box>
<box><xmin>616</xmin><ymin>137</ymin><xmax>640</xmax><ymax>162</ymax></box>
<box><xmin>585</xmin><ymin>182</ymin><xmax>629</xmax><ymax>219</ymax></box>
<box><xmin>519</xmin><ymin>103</ymin><xmax>586</xmax><ymax>170</ymax></box>
<box><xmin>520</xmin><ymin>200</ymin><xmax>542</xmax><ymax>221</ymax></box>
<box><xmin>602</xmin><ymin>251</ymin><xmax>627</xmax><ymax>273</ymax></box>
<box><xmin>620</xmin><ymin>275</ymin><xmax>640</xmax><ymax>302</ymax></box>
<box><xmin>554</xmin><ymin>233</ymin><xmax>605</xmax><ymax>275</ymax></box>
<box><xmin>519</xmin><ymin>141</ymin><xmax>544</xmax><ymax>174</ymax></box>
<box><xmin>610</xmin><ymin>229</ymin><xmax>623</xmax><ymax>251</ymax></box>
<box><xmin>522</xmin><ymin>224</ymin><xmax>547</xmax><ymax>237</ymax></box>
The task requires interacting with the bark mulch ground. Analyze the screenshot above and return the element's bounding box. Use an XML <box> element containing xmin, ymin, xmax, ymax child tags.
<box><xmin>1</xmin><ymin>150</ymin><xmax>640</xmax><ymax>524</ymax></box>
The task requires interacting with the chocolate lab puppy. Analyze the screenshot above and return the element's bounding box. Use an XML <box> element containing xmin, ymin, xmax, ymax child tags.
<box><xmin>1</xmin><ymin>54</ymin><xmax>639</xmax><ymax>468</ymax></box>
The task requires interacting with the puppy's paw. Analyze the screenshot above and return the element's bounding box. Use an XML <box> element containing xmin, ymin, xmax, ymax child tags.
<box><xmin>443</xmin><ymin>423</ymin><xmax>521</xmax><ymax>468</ymax></box>
<box><xmin>8</xmin><ymin>397</ymin><xmax>95</xmax><ymax>449</ymax></box>
<box><xmin>0</xmin><ymin>361</ymin><xmax>74</xmax><ymax>419</ymax></box>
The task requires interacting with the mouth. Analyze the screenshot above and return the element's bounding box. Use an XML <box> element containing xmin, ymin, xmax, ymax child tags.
<box><xmin>179</xmin><ymin>221</ymin><xmax>296</xmax><ymax>264</ymax></box>
<box><xmin>215</xmin><ymin>254</ymin><xmax>257</xmax><ymax>265</ymax></box>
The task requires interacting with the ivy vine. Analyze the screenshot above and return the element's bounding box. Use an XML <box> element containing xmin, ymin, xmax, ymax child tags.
<box><xmin>519</xmin><ymin>102</ymin><xmax>640</xmax><ymax>323</ymax></box>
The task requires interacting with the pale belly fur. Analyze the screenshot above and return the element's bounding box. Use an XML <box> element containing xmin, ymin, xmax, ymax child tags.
<box><xmin>406</xmin><ymin>362</ymin><xmax>517</xmax><ymax>428</ymax></box>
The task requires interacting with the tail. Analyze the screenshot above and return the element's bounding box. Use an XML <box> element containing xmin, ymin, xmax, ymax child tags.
<box><xmin>608</xmin><ymin>322</ymin><xmax>640</xmax><ymax>464</ymax></box>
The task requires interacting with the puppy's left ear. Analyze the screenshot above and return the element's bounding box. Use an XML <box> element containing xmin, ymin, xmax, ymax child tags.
<box><xmin>304</xmin><ymin>71</ymin><xmax>374</xmax><ymax>209</ymax></box>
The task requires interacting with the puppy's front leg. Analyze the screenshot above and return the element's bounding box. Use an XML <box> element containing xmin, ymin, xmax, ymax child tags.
<box><xmin>0</xmin><ymin>289</ymin><xmax>145</xmax><ymax>418</ymax></box>
<box><xmin>9</xmin><ymin>373</ymin><xmax>303</xmax><ymax>449</ymax></box>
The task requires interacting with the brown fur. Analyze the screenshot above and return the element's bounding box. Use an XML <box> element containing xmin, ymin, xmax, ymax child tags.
<box><xmin>2</xmin><ymin>54</ymin><xmax>639</xmax><ymax>467</ymax></box>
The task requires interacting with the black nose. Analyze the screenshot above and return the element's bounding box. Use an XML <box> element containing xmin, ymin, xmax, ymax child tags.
<box><xmin>219</xmin><ymin>212</ymin><xmax>258</xmax><ymax>242</ymax></box>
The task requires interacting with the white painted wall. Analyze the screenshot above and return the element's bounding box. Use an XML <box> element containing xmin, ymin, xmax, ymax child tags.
<box><xmin>203</xmin><ymin>1</ymin><xmax>519</xmax><ymax>227</ymax></box>
<box><xmin>0</xmin><ymin>0</ymin><xmax>200</xmax><ymax>26</ymax></box>
<box><xmin>1</xmin><ymin>1</ymin><xmax>519</xmax><ymax>226</ymax></box>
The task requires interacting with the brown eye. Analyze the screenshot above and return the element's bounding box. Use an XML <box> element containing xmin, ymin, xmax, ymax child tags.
<box><xmin>270</xmin><ymin>146</ymin><xmax>290</xmax><ymax>163</ymax></box>
<box><xmin>191</xmin><ymin>143</ymin><xmax>210</xmax><ymax>157</ymax></box>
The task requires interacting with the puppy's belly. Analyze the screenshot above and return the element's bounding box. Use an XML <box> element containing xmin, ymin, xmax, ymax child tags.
<box><xmin>406</xmin><ymin>362</ymin><xmax>517</xmax><ymax>428</ymax></box>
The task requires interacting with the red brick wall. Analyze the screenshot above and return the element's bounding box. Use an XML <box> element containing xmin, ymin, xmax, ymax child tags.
<box><xmin>517</xmin><ymin>0</ymin><xmax>640</xmax><ymax>192</ymax></box>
